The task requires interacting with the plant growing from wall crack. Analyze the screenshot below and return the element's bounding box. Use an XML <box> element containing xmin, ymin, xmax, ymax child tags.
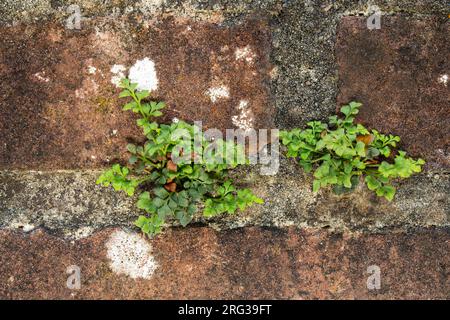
<box><xmin>280</xmin><ymin>102</ymin><xmax>425</xmax><ymax>201</ymax></box>
<box><xmin>96</xmin><ymin>79</ymin><xmax>263</xmax><ymax>236</ymax></box>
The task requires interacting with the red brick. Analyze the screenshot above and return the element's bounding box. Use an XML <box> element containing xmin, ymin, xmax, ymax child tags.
<box><xmin>336</xmin><ymin>16</ymin><xmax>449</xmax><ymax>170</ymax></box>
<box><xmin>0</xmin><ymin>17</ymin><xmax>273</xmax><ymax>169</ymax></box>
<box><xmin>0</xmin><ymin>227</ymin><xmax>448</xmax><ymax>299</ymax></box>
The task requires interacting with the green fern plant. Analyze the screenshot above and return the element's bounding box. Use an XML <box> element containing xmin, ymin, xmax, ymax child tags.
<box><xmin>280</xmin><ymin>102</ymin><xmax>425</xmax><ymax>201</ymax></box>
<box><xmin>97</xmin><ymin>79</ymin><xmax>263</xmax><ymax>236</ymax></box>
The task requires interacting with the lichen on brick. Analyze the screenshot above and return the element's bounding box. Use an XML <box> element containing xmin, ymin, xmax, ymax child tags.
<box><xmin>106</xmin><ymin>229</ymin><xmax>158</xmax><ymax>279</ymax></box>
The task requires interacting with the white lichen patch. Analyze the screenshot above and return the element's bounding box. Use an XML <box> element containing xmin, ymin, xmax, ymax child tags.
<box><xmin>19</xmin><ymin>223</ymin><xmax>35</xmax><ymax>232</ymax></box>
<box><xmin>88</xmin><ymin>65</ymin><xmax>97</xmax><ymax>74</ymax></box>
<box><xmin>33</xmin><ymin>71</ymin><xmax>50</xmax><ymax>83</ymax></box>
<box><xmin>128</xmin><ymin>58</ymin><xmax>159</xmax><ymax>91</ymax></box>
<box><xmin>71</xmin><ymin>226</ymin><xmax>95</xmax><ymax>240</ymax></box>
<box><xmin>138</xmin><ymin>0</ymin><xmax>166</xmax><ymax>14</ymax></box>
<box><xmin>438</xmin><ymin>74</ymin><xmax>448</xmax><ymax>86</ymax></box>
<box><xmin>206</xmin><ymin>85</ymin><xmax>230</xmax><ymax>103</ymax></box>
<box><xmin>269</xmin><ymin>66</ymin><xmax>278</xmax><ymax>79</ymax></box>
<box><xmin>10</xmin><ymin>215</ymin><xmax>35</xmax><ymax>232</ymax></box>
<box><xmin>110</xmin><ymin>64</ymin><xmax>126</xmax><ymax>87</ymax></box>
<box><xmin>235</xmin><ymin>46</ymin><xmax>256</xmax><ymax>64</ymax></box>
<box><xmin>232</xmin><ymin>100</ymin><xmax>254</xmax><ymax>132</ymax></box>
<box><xmin>75</xmin><ymin>78</ymin><xmax>99</xmax><ymax>99</ymax></box>
<box><xmin>106</xmin><ymin>229</ymin><xmax>158</xmax><ymax>279</ymax></box>
<box><xmin>95</xmin><ymin>28</ymin><xmax>107</xmax><ymax>39</ymax></box>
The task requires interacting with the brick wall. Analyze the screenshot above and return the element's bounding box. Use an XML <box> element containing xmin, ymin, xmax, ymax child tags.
<box><xmin>0</xmin><ymin>1</ymin><xmax>448</xmax><ymax>299</ymax></box>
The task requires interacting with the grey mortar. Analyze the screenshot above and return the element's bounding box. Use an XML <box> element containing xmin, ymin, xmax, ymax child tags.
<box><xmin>0</xmin><ymin>161</ymin><xmax>448</xmax><ymax>239</ymax></box>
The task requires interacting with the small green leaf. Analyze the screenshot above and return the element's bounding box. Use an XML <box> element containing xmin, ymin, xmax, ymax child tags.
<box><xmin>313</xmin><ymin>179</ymin><xmax>321</xmax><ymax>192</ymax></box>
<box><xmin>157</xmin><ymin>205</ymin><xmax>172</xmax><ymax>219</ymax></box>
<box><xmin>136</xmin><ymin>90</ymin><xmax>150</xmax><ymax>100</ymax></box>
<box><xmin>168</xmin><ymin>198</ymin><xmax>178</xmax><ymax>210</ymax></box>
<box><xmin>134</xmin><ymin>215</ymin><xmax>148</xmax><ymax>228</ymax></box>
<box><xmin>341</xmin><ymin>105</ymin><xmax>351</xmax><ymax>116</ymax></box>
<box><xmin>176</xmin><ymin>211</ymin><xmax>192</xmax><ymax>227</ymax></box>
<box><xmin>119</xmin><ymin>90</ymin><xmax>131</xmax><ymax>98</ymax></box>
<box><xmin>182</xmin><ymin>166</ymin><xmax>193</xmax><ymax>174</ymax></box>
<box><xmin>355</xmin><ymin>141</ymin><xmax>366</xmax><ymax>157</ymax></box>
<box><xmin>367</xmin><ymin>147</ymin><xmax>380</xmax><ymax>159</ymax></box>
<box><xmin>128</xmin><ymin>155</ymin><xmax>138</xmax><ymax>164</ymax></box>
<box><xmin>178</xmin><ymin>196</ymin><xmax>189</xmax><ymax>207</ymax></box>
<box><xmin>299</xmin><ymin>160</ymin><xmax>312</xmax><ymax>173</ymax></box>
<box><xmin>127</xmin><ymin>144</ymin><xmax>137</xmax><ymax>154</ymax></box>
<box><xmin>382</xmin><ymin>185</ymin><xmax>396</xmax><ymax>201</ymax></box>
<box><xmin>123</xmin><ymin>101</ymin><xmax>137</xmax><ymax>111</ymax></box>
<box><xmin>152</xmin><ymin>197</ymin><xmax>165</xmax><ymax>208</ymax></box>
<box><xmin>314</xmin><ymin>162</ymin><xmax>330</xmax><ymax>179</ymax></box>
<box><xmin>137</xmin><ymin>192</ymin><xmax>157</xmax><ymax>213</ymax></box>
<box><xmin>154</xmin><ymin>187</ymin><xmax>169</xmax><ymax>199</ymax></box>
<box><xmin>365</xmin><ymin>175</ymin><xmax>381</xmax><ymax>191</ymax></box>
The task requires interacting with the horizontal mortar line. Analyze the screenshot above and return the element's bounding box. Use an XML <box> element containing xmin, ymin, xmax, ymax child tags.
<box><xmin>0</xmin><ymin>169</ymin><xmax>105</xmax><ymax>174</ymax></box>
<box><xmin>1</xmin><ymin>224</ymin><xmax>449</xmax><ymax>242</ymax></box>
<box><xmin>0</xmin><ymin>8</ymin><xmax>263</xmax><ymax>22</ymax></box>
<box><xmin>1</xmin><ymin>167</ymin><xmax>448</xmax><ymax>234</ymax></box>
<box><xmin>0</xmin><ymin>169</ymin><xmax>449</xmax><ymax>175</ymax></box>
<box><xmin>59</xmin><ymin>10</ymin><xmax>259</xmax><ymax>22</ymax></box>
<box><xmin>341</xmin><ymin>12</ymin><xmax>447</xmax><ymax>17</ymax></box>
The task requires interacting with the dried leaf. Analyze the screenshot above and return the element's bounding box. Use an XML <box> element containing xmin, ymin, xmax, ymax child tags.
<box><xmin>156</xmin><ymin>155</ymin><xmax>166</xmax><ymax>162</ymax></box>
<box><xmin>164</xmin><ymin>182</ymin><xmax>177</xmax><ymax>193</ymax></box>
<box><xmin>167</xmin><ymin>160</ymin><xmax>177</xmax><ymax>172</ymax></box>
<box><xmin>356</xmin><ymin>134</ymin><xmax>374</xmax><ymax>146</ymax></box>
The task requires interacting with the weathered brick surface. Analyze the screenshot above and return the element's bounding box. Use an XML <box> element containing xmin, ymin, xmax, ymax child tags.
<box><xmin>0</xmin><ymin>227</ymin><xmax>448</xmax><ymax>299</ymax></box>
<box><xmin>0</xmin><ymin>17</ymin><xmax>273</xmax><ymax>169</ymax></box>
<box><xmin>337</xmin><ymin>16</ymin><xmax>450</xmax><ymax>170</ymax></box>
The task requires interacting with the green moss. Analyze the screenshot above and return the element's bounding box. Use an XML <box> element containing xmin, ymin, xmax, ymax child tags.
<box><xmin>92</xmin><ymin>96</ymin><xmax>114</xmax><ymax>114</ymax></box>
